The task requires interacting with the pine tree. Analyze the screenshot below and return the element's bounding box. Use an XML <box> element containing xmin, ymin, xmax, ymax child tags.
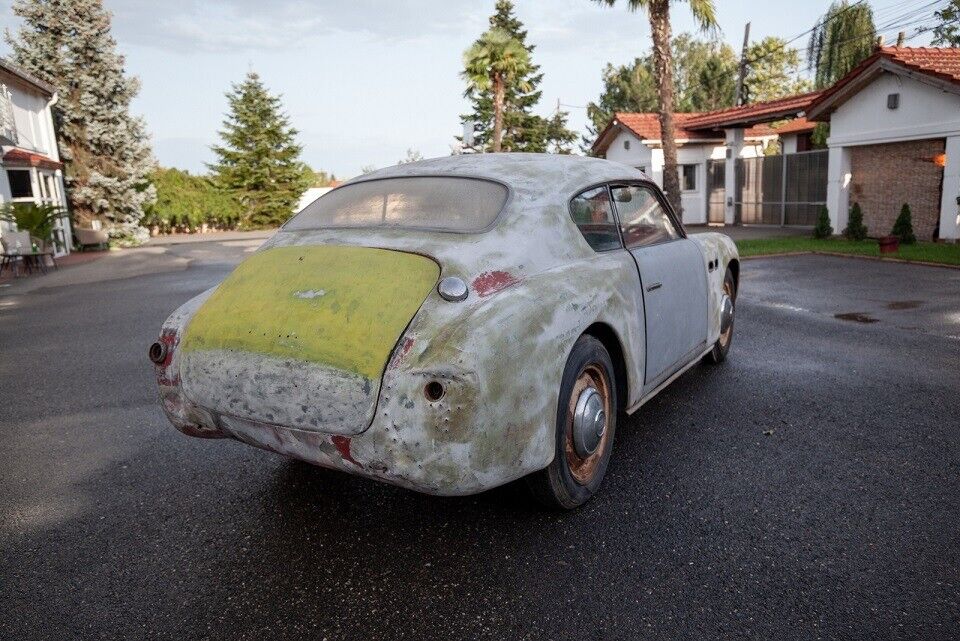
<box><xmin>843</xmin><ymin>202</ymin><xmax>868</xmax><ymax>241</ymax></box>
<box><xmin>891</xmin><ymin>203</ymin><xmax>916</xmax><ymax>244</ymax></box>
<box><xmin>813</xmin><ymin>205</ymin><xmax>833</xmax><ymax>239</ymax></box>
<box><xmin>461</xmin><ymin>1</ymin><xmax>575</xmax><ymax>153</ymax></box>
<box><xmin>209</xmin><ymin>72</ymin><xmax>309</xmax><ymax>229</ymax></box>
<box><xmin>7</xmin><ymin>0</ymin><xmax>156</xmax><ymax>245</ymax></box>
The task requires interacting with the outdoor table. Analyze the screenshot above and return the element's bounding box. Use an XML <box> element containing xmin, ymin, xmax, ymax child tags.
<box><xmin>0</xmin><ymin>251</ymin><xmax>58</xmax><ymax>277</ymax></box>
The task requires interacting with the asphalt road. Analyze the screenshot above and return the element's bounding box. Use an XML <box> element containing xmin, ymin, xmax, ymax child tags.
<box><xmin>1</xmin><ymin>244</ymin><xmax>958</xmax><ymax>640</ymax></box>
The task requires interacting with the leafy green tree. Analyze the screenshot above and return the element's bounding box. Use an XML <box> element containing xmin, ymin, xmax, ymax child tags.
<box><xmin>398</xmin><ymin>148</ymin><xmax>424</xmax><ymax>164</ymax></box>
<box><xmin>584</xmin><ymin>33</ymin><xmax>733</xmax><ymax>148</ymax></box>
<box><xmin>891</xmin><ymin>203</ymin><xmax>916</xmax><ymax>244</ymax></box>
<box><xmin>145</xmin><ymin>167</ymin><xmax>242</xmax><ymax>233</ymax></box>
<box><xmin>744</xmin><ymin>37</ymin><xmax>812</xmax><ymax>103</ymax></box>
<box><xmin>813</xmin><ymin>205</ymin><xmax>833</xmax><ymax>239</ymax></box>
<box><xmin>461</xmin><ymin>1</ymin><xmax>576</xmax><ymax>153</ymax></box>
<box><xmin>593</xmin><ymin>0</ymin><xmax>718</xmax><ymax>215</ymax></box>
<box><xmin>843</xmin><ymin>201</ymin><xmax>868</xmax><ymax>241</ymax></box>
<box><xmin>585</xmin><ymin>57</ymin><xmax>658</xmax><ymax>144</ymax></box>
<box><xmin>302</xmin><ymin>168</ymin><xmax>338</xmax><ymax>187</ymax></box>
<box><xmin>7</xmin><ymin>0</ymin><xmax>156</xmax><ymax>246</ymax></box>
<box><xmin>672</xmin><ymin>33</ymin><xmax>736</xmax><ymax>112</ymax></box>
<box><xmin>209</xmin><ymin>71</ymin><xmax>310</xmax><ymax>228</ymax></box>
<box><xmin>933</xmin><ymin>0</ymin><xmax>960</xmax><ymax>46</ymax></box>
<box><xmin>808</xmin><ymin>1</ymin><xmax>876</xmax><ymax>89</ymax></box>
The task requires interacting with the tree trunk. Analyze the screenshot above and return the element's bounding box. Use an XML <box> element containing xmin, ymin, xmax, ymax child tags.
<box><xmin>648</xmin><ymin>0</ymin><xmax>683</xmax><ymax>217</ymax></box>
<box><xmin>492</xmin><ymin>73</ymin><xmax>505</xmax><ymax>153</ymax></box>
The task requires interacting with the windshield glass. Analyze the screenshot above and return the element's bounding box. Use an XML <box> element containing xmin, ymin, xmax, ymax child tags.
<box><xmin>284</xmin><ymin>176</ymin><xmax>508</xmax><ymax>232</ymax></box>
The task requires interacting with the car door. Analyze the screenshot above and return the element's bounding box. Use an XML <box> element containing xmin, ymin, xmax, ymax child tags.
<box><xmin>610</xmin><ymin>183</ymin><xmax>708</xmax><ymax>389</ymax></box>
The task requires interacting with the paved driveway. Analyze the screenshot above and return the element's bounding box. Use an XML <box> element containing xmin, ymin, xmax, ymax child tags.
<box><xmin>0</xmin><ymin>248</ymin><xmax>957</xmax><ymax>640</ymax></box>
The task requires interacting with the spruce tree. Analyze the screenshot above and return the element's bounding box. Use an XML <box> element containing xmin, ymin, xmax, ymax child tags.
<box><xmin>843</xmin><ymin>202</ymin><xmax>868</xmax><ymax>241</ymax></box>
<box><xmin>209</xmin><ymin>72</ymin><xmax>309</xmax><ymax>229</ymax></box>
<box><xmin>813</xmin><ymin>205</ymin><xmax>833</xmax><ymax>239</ymax></box>
<box><xmin>891</xmin><ymin>203</ymin><xmax>916</xmax><ymax>244</ymax></box>
<box><xmin>461</xmin><ymin>0</ymin><xmax>575</xmax><ymax>153</ymax></box>
<box><xmin>7</xmin><ymin>0</ymin><xmax>156</xmax><ymax>245</ymax></box>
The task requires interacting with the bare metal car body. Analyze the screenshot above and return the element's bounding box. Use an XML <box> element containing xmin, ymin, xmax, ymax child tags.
<box><xmin>151</xmin><ymin>154</ymin><xmax>738</xmax><ymax>496</ymax></box>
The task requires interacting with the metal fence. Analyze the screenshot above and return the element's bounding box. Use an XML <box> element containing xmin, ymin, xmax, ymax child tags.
<box><xmin>734</xmin><ymin>150</ymin><xmax>829</xmax><ymax>226</ymax></box>
<box><xmin>706</xmin><ymin>159</ymin><xmax>726</xmax><ymax>223</ymax></box>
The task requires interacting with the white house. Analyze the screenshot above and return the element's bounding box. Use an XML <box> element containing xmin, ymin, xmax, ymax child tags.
<box><xmin>592</xmin><ymin>112</ymin><xmax>782</xmax><ymax>225</ymax></box>
<box><xmin>808</xmin><ymin>46</ymin><xmax>960</xmax><ymax>242</ymax></box>
<box><xmin>0</xmin><ymin>57</ymin><xmax>71</xmax><ymax>254</ymax></box>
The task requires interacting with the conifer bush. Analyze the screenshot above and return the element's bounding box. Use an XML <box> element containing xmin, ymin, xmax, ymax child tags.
<box><xmin>813</xmin><ymin>205</ymin><xmax>833</xmax><ymax>239</ymax></box>
<box><xmin>843</xmin><ymin>202</ymin><xmax>868</xmax><ymax>241</ymax></box>
<box><xmin>891</xmin><ymin>203</ymin><xmax>917</xmax><ymax>244</ymax></box>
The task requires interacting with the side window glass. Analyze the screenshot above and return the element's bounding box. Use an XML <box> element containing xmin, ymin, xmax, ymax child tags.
<box><xmin>612</xmin><ymin>185</ymin><xmax>680</xmax><ymax>249</ymax></box>
<box><xmin>569</xmin><ymin>186</ymin><xmax>621</xmax><ymax>252</ymax></box>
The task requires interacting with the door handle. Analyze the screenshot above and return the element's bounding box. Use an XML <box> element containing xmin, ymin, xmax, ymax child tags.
<box><xmin>646</xmin><ymin>282</ymin><xmax>662</xmax><ymax>292</ymax></box>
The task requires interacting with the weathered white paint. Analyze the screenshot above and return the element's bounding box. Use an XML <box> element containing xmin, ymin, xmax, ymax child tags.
<box><xmin>825</xmin><ymin>70</ymin><xmax>960</xmax><ymax>238</ymax></box>
<box><xmin>154</xmin><ymin>154</ymin><xmax>739</xmax><ymax>496</ymax></box>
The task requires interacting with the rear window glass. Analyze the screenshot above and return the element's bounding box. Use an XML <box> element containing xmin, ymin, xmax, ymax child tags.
<box><xmin>284</xmin><ymin>176</ymin><xmax>508</xmax><ymax>232</ymax></box>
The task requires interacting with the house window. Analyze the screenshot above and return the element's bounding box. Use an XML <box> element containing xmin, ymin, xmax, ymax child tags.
<box><xmin>7</xmin><ymin>169</ymin><xmax>33</xmax><ymax>199</ymax></box>
<box><xmin>681</xmin><ymin>164</ymin><xmax>697</xmax><ymax>191</ymax></box>
<box><xmin>624</xmin><ymin>139</ymin><xmax>631</xmax><ymax>150</ymax></box>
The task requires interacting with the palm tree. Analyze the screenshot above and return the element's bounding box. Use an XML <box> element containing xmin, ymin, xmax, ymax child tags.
<box><xmin>462</xmin><ymin>28</ymin><xmax>532</xmax><ymax>152</ymax></box>
<box><xmin>595</xmin><ymin>0</ymin><xmax>717</xmax><ymax>215</ymax></box>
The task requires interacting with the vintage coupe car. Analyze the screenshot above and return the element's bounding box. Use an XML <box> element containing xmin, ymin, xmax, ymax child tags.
<box><xmin>150</xmin><ymin>154</ymin><xmax>738</xmax><ymax>508</ymax></box>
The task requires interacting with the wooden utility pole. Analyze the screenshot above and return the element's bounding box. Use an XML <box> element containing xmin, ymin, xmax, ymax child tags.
<box><xmin>734</xmin><ymin>22</ymin><xmax>751</xmax><ymax>106</ymax></box>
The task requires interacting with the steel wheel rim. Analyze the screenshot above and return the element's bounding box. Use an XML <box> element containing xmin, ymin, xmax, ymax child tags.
<box><xmin>718</xmin><ymin>279</ymin><xmax>734</xmax><ymax>349</ymax></box>
<box><xmin>564</xmin><ymin>363</ymin><xmax>612</xmax><ymax>485</ymax></box>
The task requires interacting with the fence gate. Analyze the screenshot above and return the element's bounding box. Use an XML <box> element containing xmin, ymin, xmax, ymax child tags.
<box><xmin>706</xmin><ymin>159</ymin><xmax>725</xmax><ymax>223</ymax></box>
<box><xmin>734</xmin><ymin>149</ymin><xmax>828</xmax><ymax>225</ymax></box>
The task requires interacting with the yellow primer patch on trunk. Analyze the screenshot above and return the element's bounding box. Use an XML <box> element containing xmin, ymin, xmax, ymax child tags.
<box><xmin>180</xmin><ymin>245</ymin><xmax>439</xmax><ymax>380</ymax></box>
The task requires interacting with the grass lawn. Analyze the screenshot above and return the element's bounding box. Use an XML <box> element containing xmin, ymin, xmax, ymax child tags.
<box><xmin>736</xmin><ymin>237</ymin><xmax>960</xmax><ymax>267</ymax></box>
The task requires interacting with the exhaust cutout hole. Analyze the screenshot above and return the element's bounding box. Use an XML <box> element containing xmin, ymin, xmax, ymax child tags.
<box><xmin>424</xmin><ymin>381</ymin><xmax>445</xmax><ymax>402</ymax></box>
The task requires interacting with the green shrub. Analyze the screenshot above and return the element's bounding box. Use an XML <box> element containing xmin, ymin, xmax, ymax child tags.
<box><xmin>843</xmin><ymin>202</ymin><xmax>868</xmax><ymax>241</ymax></box>
<box><xmin>813</xmin><ymin>205</ymin><xmax>833</xmax><ymax>239</ymax></box>
<box><xmin>145</xmin><ymin>167</ymin><xmax>243</xmax><ymax>233</ymax></box>
<box><xmin>891</xmin><ymin>203</ymin><xmax>916</xmax><ymax>244</ymax></box>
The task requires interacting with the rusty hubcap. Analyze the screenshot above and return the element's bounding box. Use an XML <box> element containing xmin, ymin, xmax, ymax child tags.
<box><xmin>564</xmin><ymin>363</ymin><xmax>612</xmax><ymax>485</ymax></box>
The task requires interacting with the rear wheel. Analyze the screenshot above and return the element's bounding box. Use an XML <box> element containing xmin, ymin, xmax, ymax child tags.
<box><xmin>527</xmin><ymin>335</ymin><xmax>617</xmax><ymax>509</ymax></box>
<box><xmin>706</xmin><ymin>268</ymin><xmax>736</xmax><ymax>364</ymax></box>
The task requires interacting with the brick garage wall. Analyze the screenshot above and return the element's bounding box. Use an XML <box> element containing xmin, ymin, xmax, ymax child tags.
<box><xmin>849</xmin><ymin>139</ymin><xmax>944</xmax><ymax>240</ymax></box>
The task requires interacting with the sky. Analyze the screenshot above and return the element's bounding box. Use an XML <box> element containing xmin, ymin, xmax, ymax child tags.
<box><xmin>0</xmin><ymin>0</ymin><xmax>939</xmax><ymax>178</ymax></box>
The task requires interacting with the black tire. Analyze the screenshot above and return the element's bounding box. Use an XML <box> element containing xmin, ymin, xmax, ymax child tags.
<box><xmin>526</xmin><ymin>335</ymin><xmax>618</xmax><ymax>509</ymax></box>
<box><xmin>706</xmin><ymin>267</ymin><xmax>736</xmax><ymax>364</ymax></box>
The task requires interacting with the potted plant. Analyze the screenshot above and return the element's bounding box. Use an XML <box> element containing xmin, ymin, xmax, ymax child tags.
<box><xmin>0</xmin><ymin>202</ymin><xmax>66</xmax><ymax>253</ymax></box>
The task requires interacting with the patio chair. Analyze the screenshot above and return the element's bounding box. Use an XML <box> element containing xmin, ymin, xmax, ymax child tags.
<box><xmin>0</xmin><ymin>231</ymin><xmax>32</xmax><ymax>277</ymax></box>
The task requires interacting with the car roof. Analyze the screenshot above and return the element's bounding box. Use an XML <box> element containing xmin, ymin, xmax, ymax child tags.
<box><xmin>349</xmin><ymin>153</ymin><xmax>648</xmax><ymax>197</ymax></box>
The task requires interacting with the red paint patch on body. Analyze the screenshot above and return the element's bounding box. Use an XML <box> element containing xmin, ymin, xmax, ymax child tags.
<box><xmin>331</xmin><ymin>435</ymin><xmax>362</xmax><ymax>467</ymax></box>
<box><xmin>156</xmin><ymin>329</ymin><xmax>180</xmax><ymax>385</ymax></box>
<box><xmin>388</xmin><ymin>336</ymin><xmax>416</xmax><ymax>369</ymax></box>
<box><xmin>472</xmin><ymin>270</ymin><xmax>520</xmax><ymax>297</ymax></box>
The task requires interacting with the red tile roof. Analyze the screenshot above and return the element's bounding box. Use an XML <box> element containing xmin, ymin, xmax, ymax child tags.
<box><xmin>2</xmin><ymin>148</ymin><xmax>63</xmax><ymax>170</ymax></box>
<box><xmin>771</xmin><ymin>117</ymin><xmax>817</xmax><ymax>135</ymax></box>
<box><xmin>808</xmin><ymin>47</ymin><xmax>960</xmax><ymax>119</ymax></box>
<box><xmin>682</xmin><ymin>92</ymin><xmax>823</xmax><ymax>130</ymax></box>
<box><xmin>613</xmin><ymin>112</ymin><xmax>717</xmax><ymax>141</ymax></box>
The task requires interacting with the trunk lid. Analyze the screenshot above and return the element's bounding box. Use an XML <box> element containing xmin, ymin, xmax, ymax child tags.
<box><xmin>178</xmin><ymin>244</ymin><xmax>439</xmax><ymax>435</ymax></box>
